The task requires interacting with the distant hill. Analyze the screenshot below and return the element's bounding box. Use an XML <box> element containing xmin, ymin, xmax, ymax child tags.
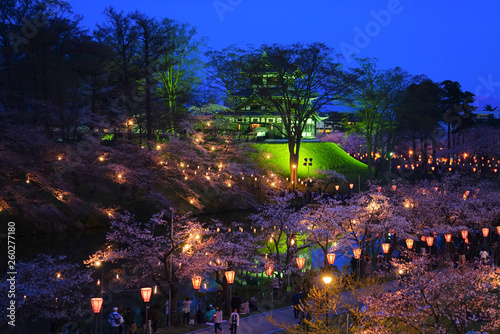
<box><xmin>252</xmin><ymin>142</ymin><xmax>368</xmax><ymax>190</ymax></box>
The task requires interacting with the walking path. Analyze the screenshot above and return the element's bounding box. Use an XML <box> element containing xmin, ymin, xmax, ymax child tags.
<box><xmin>182</xmin><ymin>280</ymin><xmax>399</xmax><ymax>334</ymax></box>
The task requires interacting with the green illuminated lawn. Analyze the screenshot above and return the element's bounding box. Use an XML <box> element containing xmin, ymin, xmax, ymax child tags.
<box><xmin>252</xmin><ymin>142</ymin><xmax>368</xmax><ymax>186</ymax></box>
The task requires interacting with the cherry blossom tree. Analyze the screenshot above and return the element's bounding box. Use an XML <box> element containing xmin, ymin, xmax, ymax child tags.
<box><xmin>0</xmin><ymin>255</ymin><xmax>93</xmax><ymax>333</ymax></box>
<box><xmin>361</xmin><ymin>255</ymin><xmax>500</xmax><ymax>333</ymax></box>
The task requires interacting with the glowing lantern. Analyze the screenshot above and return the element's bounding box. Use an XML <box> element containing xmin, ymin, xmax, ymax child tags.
<box><xmin>141</xmin><ymin>287</ymin><xmax>152</xmax><ymax>303</ymax></box>
<box><xmin>405</xmin><ymin>238</ymin><xmax>414</xmax><ymax>249</ymax></box>
<box><xmin>392</xmin><ymin>185</ymin><xmax>397</xmax><ymax>191</ymax></box>
<box><xmin>461</xmin><ymin>230</ymin><xmax>468</xmax><ymax>239</ymax></box>
<box><xmin>265</xmin><ymin>265</ymin><xmax>274</xmax><ymax>277</ymax></box>
<box><xmin>444</xmin><ymin>233</ymin><xmax>452</xmax><ymax>243</ymax></box>
<box><xmin>335</xmin><ymin>185</ymin><xmax>340</xmax><ymax>191</ymax></box>
<box><xmin>377</xmin><ymin>186</ymin><xmax>381</xmax><ymax>192</ymax></box>
<box><xmin>225</xmin><ymin>271</ymin><xmax>235</xmax><ymax>285</ymax></box>
<box><xmin>426</xmin><ymin>236</ymin><xmax>434</xmax><ymax>247</ymax></box>
<box><xmin>421</xmin><ymin>235</ymin><xmax>426</xmax><ymax>242</ymax></box>
<box><xmin>91</xmin><ymin>298</ymin><xmax>103</xmax><ymax>313</ymax></box>
<box><xmin>191</xmin><ymin>276</ymin><xmax>202</xmax><ymax>291</ymax></box>
<box><xmin>327</xmin><ymin>253</ymin><xmax>336</xmax><ymax>265</ymax></box>
<box><xmin>381</xmin><ymin>243</ymin><xmax>390</xmax><ymax>254</ymax></box>
<box><xmin>349</xmin><ymin>183</ymin><xmax>354</xmax><ymax>189</ymax></box>
<box><xmin>497</xmin><ymin>226</ymin><xmax>500</xmax><ymax>235</ymax></box>
<box><xmin>296</xmin><ymin>257</ymin><xmax>306</xmax><ymax>269</ymax></box>
<box><xmin>482</xmin><ymin>228</ymin><xmax>489</xmax><ymax>238</ymax></box>
<box><xmin>353</xmin><ymin>248</ymin><xmax>362</xmax><ymax>259</ymax></box>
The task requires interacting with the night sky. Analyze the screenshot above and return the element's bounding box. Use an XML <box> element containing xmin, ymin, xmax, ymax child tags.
<box><xmin>71</xmin><ymin>0</ymin><xmax>500</xmax><ymax>109</ymax></box>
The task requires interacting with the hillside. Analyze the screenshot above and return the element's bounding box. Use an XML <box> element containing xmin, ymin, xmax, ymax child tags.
<box><xmin>252</xmin><ymin>142</ymin><xmax>368</xmax><ymax>191</ymax></box>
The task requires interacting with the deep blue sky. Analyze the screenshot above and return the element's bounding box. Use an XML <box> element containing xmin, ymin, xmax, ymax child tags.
<box><xmin>71</xmin><ymin>0</ymin><xmax>500</xmax><ymax>109</ymax></box>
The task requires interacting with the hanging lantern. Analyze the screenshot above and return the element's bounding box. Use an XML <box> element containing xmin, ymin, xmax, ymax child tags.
<box><xmin>377</xmin><ymin>186</ymin><xmax>381</xmax><ymax>192</ymax></box>
<box><xmin>421</xmin><ymin>235</ymin><xmax>426</xmax><ymax>242</ymax></box>
<box><xmin>326</xmin><ymin>253</ymin><xmax>336</xmax><ymax>265</ymax></box>
<box><xmin>265</xmin><ymin>265</ymin><xmax>274</xmax><ymax>277</ymax></box>
<box><xmin>405</xmin><ymin>238</ymin><xmax>414</xmax><ymax>249</ymax></box>
<box><xmin>353</xmin><ymin>248</ymin><xmax>362</xmax><ymax>259</ymax></box>
<box><xmin>296</xmin><ymin>257</ymin><xmax>306</xmax><ymax>269</ymax></box>
<box><xmin>191</xmin><ymin>276</ymin><xmax>202</xmax><ymax>291</ymax></box>
<box><xmin>426</xmin><ymin>236</ymin><xmax>434</xmax><ymax>247</ymax></box>
<box><xmin>461</xmin><ymin>230</ymin><xmax>468</xmax><ymax>239</ymax></box>
<box><xmin>392</xmin><ymin>185</ymin><xmax>397</xmax><ymax>191</ymax></box>
<box><xmin>141</xmin><ymin>287</ymin><xmax>152</xmax><ymax>303</ymax></box>
<box><xmin>225</xmin><ymin>271</ymin><xmax>235</xmax><ymax>285</ymax></box>
<box><xmin>381</xmin><ymin>243</ymin><xmax>390</xmax><ymax>254</ymax></box>
<box><xmin>497</xmin><ymin>226</ymin><xmax>500</xmax><ymax>235</ymax></box>
<box><xmin>91</xmin><ymin>298</ymin><xmax>103</xmax><ymax>314</ymax></box>
<box><xmin>444</xmin><ymin>233</ymin><xmax>452</xmax><ymax>243</ymax></box>
<box><xmin>335</xmin><ymin>185</ymin><xmax>340</xmax><ymax>191</ymax></box>
<box><xmin>349</xmin><ymin>183</ymin><xmax>354</xmax><ymax>189</ymax></box>
<box><xmin>482</xmin><ymin>228</ymin><xmax>490</xmax><ymax>238</ymax></box>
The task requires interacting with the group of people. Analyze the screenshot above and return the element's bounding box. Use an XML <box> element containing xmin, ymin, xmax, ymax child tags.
<box><xmin>108</xmin><ymin>305</ymin><xmax>159</xmax><ymax>334</ymax></box>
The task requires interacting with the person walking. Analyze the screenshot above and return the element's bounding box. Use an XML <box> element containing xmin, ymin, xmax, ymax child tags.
<box><xmin>213</xmin><ymin>306</ymin><xmax>223</xmax><ymax>334</ymax></box>
<box><xmin>229</xmin><ymin>309</ymin><xmax>239</xmax><ymax>334</ymax></box>
<box><xmin>182</xmin><ymin>297</ymin><xmax>192</xmax><ymax>324</ymax></box>
<box><xmin>108</xmin><ymin>307</ymin><xmax>124</xmax><ymax>334</ymax></box>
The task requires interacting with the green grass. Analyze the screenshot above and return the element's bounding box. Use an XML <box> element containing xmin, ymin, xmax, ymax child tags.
<box><xmin>252</xmin><ymin>142</ymin><xmax>368</xmax><ymax>188</ymax></box>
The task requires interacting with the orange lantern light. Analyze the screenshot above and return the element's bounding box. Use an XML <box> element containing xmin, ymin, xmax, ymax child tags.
<box><xmin>225</xmin><ymin>271</ymin><xmax>235</xmax><ymax>285</ymax></box>
<box><xmin>392</xmin><ymin>185</ymin><xmax>397</xmax><ymax>191</ymax></box>
<box><xmin>349</xmin><ymin>183</ymin><xmax>354</xmax><ymax>189</ymax></box>
<box><xmin>265</xmin><ymin>265</ymin><xmax>274</xmax><ymax>277</ymax></box>
<box><xmin>296</xmin><ymin>257</ymin><xmax>306</xmax><ymax>269</ymax></box>
<box><xmin>497</xmin><ymin>226</ymin><xmax>500</xmax><ymax>235</ymax></box>
<box><xmin>91</xmin><ymin>298</ymin><xmax>103</xmax><ymax>314</ymax></box>
<box><xmin>426</xmin><ymin>236</ymin><xmax>434</xmax><ymax>247</ymax></box>
<box><xmin>461</xmin><ymin>230</ymin><xmax>468</xmax><ymax>239</ymax></box>
<box><xmin>141</xmin><ymin>287</ymin><xmax>152</xmax><ymax>303</ymax></box>
<box><xmin>353</xmin><ymin>248</ymin><xmax>362</xmax><ymax>259</ymax></box>
<box><xmin>381</xmin><ymin>243</ymin><xmax>390</xmax><ymax>254</ymax></box>
<box><xmin>405</xmin><ymin>238</ymin><xmax>414</xmax><ymax>249</ymax></box>
<box><xmin>482</xmin><ymin>228</ymin><xmax>489</xmax><ymax>238</ymax></box>
<box><xmin>335</xmin><ymin>185</ymin><xmax>340</xmax><ymax>191</ymax></box>
<box><xmin>326</xmin><ymin>253</ymin><xmax>336</xmax><ymax>265</ymax></box>
<box><xmin>444</xmin><ymin>233</ymin><xmax>452</xmax><ymax>243</ymax></box>
<box><xmin>377</xmin><ymin>186</ymin><xmax>381</xmax><ymax>192</ymax></box>
<box><xmin>191</xmin><ymin>276</ymin><xmax>202</xmax><ymax>291</ymax></box>
<box><xmin>421</xmin><ymin>235</ymin><xmax>426</xmax><ymax>242</ymax></box>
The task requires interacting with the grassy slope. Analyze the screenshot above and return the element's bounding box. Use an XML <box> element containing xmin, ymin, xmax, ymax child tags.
<box><xmin>252</xmin><ymin>142</ymin><xmax>368</xmax><ymax>187</ymax></box>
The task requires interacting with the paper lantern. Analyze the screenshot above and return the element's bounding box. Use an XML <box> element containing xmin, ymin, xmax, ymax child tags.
<box><xmin>426</xmin><ymin>236</ymin><xmax>434</xmax><ymax>247</ymax></box>
<box><xmin>482</xmin><ymin>228</ymin><xmax>489</xmax><ymax>238</ymax></box>
<box><xmin>326</xmin><ymin>253</ymin><xmax>336</xmax><ymax>265</ymax></box>
<box><xmin>392</xmin><ymin>185</ymin><xmax>397</xmax><ymax>191</ymax></box>
<box><xmin>91</xmin><ymin>298</ymin><xmax>103</xmax><ymax>313</ymax></box>
<box><xmin>461</xmin><ymin>230</ymin><xmax>468</xmax><ymax>239</ymax></box>
<box><xmin>353</xmin><ymin>248</ymin><xmax>362</xmax><ymax>259</ymax></box>
<box><xmin>191</xmin><ymin>276</ymin><xmax>202</xmax><ymax>290</ymax></box>
<box><xmin>381</xmin><ymin>243</ymin><xmax>390</xmax><ymax>254</ymax></box>
<box><xmin>265</xmin><ymin>265</ymin><xmax>274</xmax><ymax>277</ymax></box>
<box><xmin>349</xmin><ymin>183</ymin><xmax>354</xmax><ymax>189</ymax></box>
<box><xmin>296</xmin><ymin>257</ymin><xmax>306</xmax><ymax>269</ymax></box>
<box><xmin>141</xmin><ymin>287</ymin><xmax>152</xmax><ymax>303</ymax></box>
<box><xmin>444</xmin><ymin>233</ymin><xmax>452</xmax><ymax>243</ymax></box>
<box><xmin>405</xmin><ymin>238</ymin><xmax>414</xmax><ymax>249</ymax></box>
<box><xmin>225</xmin><ymin>271</ymin><xmax>235</xmax><ymax>284</ymax></box>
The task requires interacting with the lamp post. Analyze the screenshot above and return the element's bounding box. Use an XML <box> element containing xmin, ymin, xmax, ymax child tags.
<box><xmin>191</xmin><ymin>276</ymin><xmax>202</xmax><ymax>320</ymax></box>
<box><xmin>141</xmin><ymin>287</ymin><xmax>152</xmax><ymax>334</ymax></box>
<box><xmin>94</xmin><ymin>261</ymin><xmax>104</xmax><ymax>334</ymax></box>
<box><xmin>322</xmin><ymin>274</ymin><xmax>332</xmax><ymax>328</ymax></box>
<box><xmin>382</xmin><ymin>243</ymin><xmax>390</xmax><ymax>272</ymax></box>
<box><xmin>303</xmin><ymin>158</ymin><xmax>313</xmax><ymax>180</ymax></box>
<box><xmin>426</xmin><ymin>236</ymin><xmax>434</xmax><ymax>255</ymax></box>
<box><xmin>225</xmin><ymin>270</ymin><xmax>235</xmax><ymax>311</ymax></box>
<box><xmin>91</xmin><ymin>298</ymin><xmax>103</xmax><ymax>334</ymax></box>
<box><xmin>265</xmin><ymin>264</ymin><xmax>274</xmax><ymax>311</ymax></box>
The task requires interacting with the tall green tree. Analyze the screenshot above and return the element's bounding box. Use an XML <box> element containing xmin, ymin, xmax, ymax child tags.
<box><xmin>348</xmin><ymin>58</ymin><xmax>416</xmax><ymax>179</ymax></box>
<box><xmin>247</xmin><ymin>43</ymin><xmax>355</xmax><ymax>186</ymax></box>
